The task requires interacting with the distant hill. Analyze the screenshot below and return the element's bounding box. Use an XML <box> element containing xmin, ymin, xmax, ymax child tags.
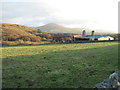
<box><xmin>32</xmin><ymin>23</ymin><xmax>90</xmax><ymax>34</ymax></box>
<box><xmin>32</xmin><ymin>23</ymin><xmax>116</xmax><ymax>35</ymax></box>
<box><xmin>1</xmin><ymin>23</ymin><xmax>42</xmax><ymax>41</ymax></box>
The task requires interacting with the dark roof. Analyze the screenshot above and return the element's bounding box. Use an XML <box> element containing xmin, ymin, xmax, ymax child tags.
<box><xmin>75</xmin><ymin>36</ymin><xmax>109</xmax><ymax>39</ymax></box>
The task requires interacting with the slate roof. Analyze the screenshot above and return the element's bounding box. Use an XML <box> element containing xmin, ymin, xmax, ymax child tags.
<box><xmin>74</xmin><ymin>36</ymin><xmax>108</xmax><ymax>39</ymax></box>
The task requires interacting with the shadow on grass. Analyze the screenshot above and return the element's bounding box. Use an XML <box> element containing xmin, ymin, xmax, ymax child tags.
<box><xmin>2</xmin><ymin>44</ymin><xmax>118</xmax><ymax>88</ymax></box>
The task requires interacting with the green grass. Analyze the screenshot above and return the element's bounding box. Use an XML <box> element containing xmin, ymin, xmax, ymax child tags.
<box><xmin>2</xmin><ymin>42</ymin><xmax>119</xmax><ymax>88</ymax></box>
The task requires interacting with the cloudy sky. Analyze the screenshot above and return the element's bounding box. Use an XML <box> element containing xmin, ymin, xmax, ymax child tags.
<box><xmin>1</xmin><ymin>0</ymin><xmax>119</xmax><ymax>33</ymax></box>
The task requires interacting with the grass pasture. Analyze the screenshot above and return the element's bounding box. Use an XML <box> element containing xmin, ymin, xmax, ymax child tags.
<box><xmin>2</xmin><ymin>42</ymin><xmax>119</xmax><ymax>88</ymax></box>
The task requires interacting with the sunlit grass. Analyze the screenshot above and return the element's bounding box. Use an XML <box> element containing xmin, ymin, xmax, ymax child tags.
<box><xmin>2</xmin><ymin>42</ymin><xmax>118</xmax><ymax>57</ymax></box>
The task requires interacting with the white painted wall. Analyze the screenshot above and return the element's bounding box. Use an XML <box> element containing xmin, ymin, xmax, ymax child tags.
<box><xmin>98</xmin><ymin>36</ymin><xmax>114</xmax><ymax>40</ymax></box>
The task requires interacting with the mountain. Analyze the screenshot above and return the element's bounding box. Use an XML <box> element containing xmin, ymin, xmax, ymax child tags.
<box><xmin>1</xmin><ymin>23</ymin><xmax>42</xmax><ymax>41</ymax></box>
<box><xmin>33</xmin><ymin>23</ymin><xmax>89</xmax><ymax>34</ymax></box>
<box><xmin>32</xmin><ymin>23</ymin><xmax>116</xmax><ymax>35</ymax></box>
<box><xmin>37</xmin><ymin>23</ymin><xmax>66</xmax><ymax>31</ymax></box>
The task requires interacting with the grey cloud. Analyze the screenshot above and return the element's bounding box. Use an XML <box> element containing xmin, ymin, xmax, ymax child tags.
<box><xmin>2</xmin><ymin>2</ymin><xmax>53</xmax><ymax>23</ymax></box>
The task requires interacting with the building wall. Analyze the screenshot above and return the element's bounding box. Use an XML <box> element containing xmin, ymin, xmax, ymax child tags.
<box><xmin>98</xmin><ymin>37</ymin><xmax>114</xmax><ymax>40</ymax></box>
<box><xmin>74</xmin><ymin>36</ymin><xmax>114</xmax><ymax>41</ymax></box>
<box><xmin>74</xmin><ymin>37</ymin><xmax>95</xmax><ymax>41</ymax></box>
<box><xmin>108</xmin><ymin>37</ymin><xmax>114</xmax><ymax>40</ymax></box>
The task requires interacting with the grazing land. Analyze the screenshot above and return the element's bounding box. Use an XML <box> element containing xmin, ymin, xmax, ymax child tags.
<box><xmin>2</xmin><ymin>42</ymin><xmax>119</xmax><ymax>88</ymax></box>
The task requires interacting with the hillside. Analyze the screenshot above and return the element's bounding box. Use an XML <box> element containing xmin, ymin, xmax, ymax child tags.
<box><xmin>1</xmin><ymin>23</ymin><xmax>77</xmax><ymax>46</ymax></box>
<box><xmin>32</xmin><ymin>23</ymin><xmax>115</xmax><ymax>34</ymax></box>
<box><xmin>1</xmin><ymin>23</ymin><xmax>42</xmax><ymax>41</ymax></box>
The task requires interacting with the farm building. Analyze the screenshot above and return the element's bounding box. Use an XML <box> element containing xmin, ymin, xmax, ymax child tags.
<box><xmin>73</xmin><ymin>30</ymin><xmax>114</xmax><ymax>41</ymax></box>
<box><xmin>74</xmin><ymin>36</ymin><xmax>114</xmax><ymax>41</ymax></box>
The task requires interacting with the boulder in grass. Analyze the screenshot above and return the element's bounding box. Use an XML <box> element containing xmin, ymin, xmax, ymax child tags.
<box><xmin>93</xmin><ymin>70</ymin><xmax>120</xmax><ymax>89</ymax></box>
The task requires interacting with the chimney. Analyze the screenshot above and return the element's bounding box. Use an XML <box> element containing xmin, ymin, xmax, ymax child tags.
<box><xmin>82</xmin><ymin>30</ymin><xmax>86</xmax><ymax>36</ymax></box>
<box><xmin>91</xmin><ymin>30</ymin><xmax>95</xmax><ymax>36</ymax></box>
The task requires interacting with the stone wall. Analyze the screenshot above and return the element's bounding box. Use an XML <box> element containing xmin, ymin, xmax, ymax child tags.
<box><xmin>93</xmin><ymin>70</ymin><xmax>120</xmax><ymax>89</ymax></box>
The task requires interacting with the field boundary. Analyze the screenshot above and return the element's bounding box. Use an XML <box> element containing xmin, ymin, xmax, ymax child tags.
<box><xmin>1</xmin><ymin>40</ymin><xmax>119</xmax><ymax>47</ymax></box>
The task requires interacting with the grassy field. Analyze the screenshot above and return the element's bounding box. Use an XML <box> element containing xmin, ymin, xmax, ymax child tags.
<box><xmin>2</xmin><ymin>42</ymin><xmax>119</xmax><ymax>88</ymax></box>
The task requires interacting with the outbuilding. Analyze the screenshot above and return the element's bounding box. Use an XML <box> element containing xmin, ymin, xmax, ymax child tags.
<box><xmin>74</xmin><ymin>36</ymin><xmax>114</xmax><ymax>41</ymax></box>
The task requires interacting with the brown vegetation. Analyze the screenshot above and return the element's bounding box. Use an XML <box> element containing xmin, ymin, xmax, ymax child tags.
<box><xmin>1</xmin><ymin>23</ymin><xmax>75</xmax><ymax>46</ymax></box>
<box><xmin>1</xmin><ymin>23</ymin><xmax>42</xmax><ymax>42</ymax></box>
<box><xmin>2</xmin><ymin>41</ymin><xmax>51</xmax><ymax>46</ymax></box>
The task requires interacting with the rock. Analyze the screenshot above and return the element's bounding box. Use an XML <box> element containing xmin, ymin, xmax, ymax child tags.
<box><xmin>93</xmin><ymin>70</ymin><xmax>120</xmax><ymax>89</ymax></box>
<box><xmin>94</xmin><ymin>82</ymin><xmax>112</xmax><ymax>88</ymax></box>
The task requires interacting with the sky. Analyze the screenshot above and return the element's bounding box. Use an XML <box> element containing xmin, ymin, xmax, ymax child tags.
<box><xmin>1</xmin><ymin>0</ymin><xmax>119</xmax><ymax>33</ymax></box>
